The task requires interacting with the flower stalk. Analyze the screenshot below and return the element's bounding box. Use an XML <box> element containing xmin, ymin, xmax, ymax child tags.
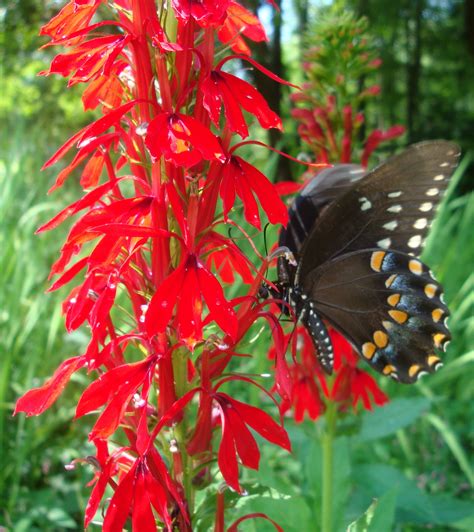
<box><xmin>321</xmin><ymin>401</ymin><xmax>337</xmax><ymax>532</ymax></box>
<box><xmin>15</xmin><ymin>1</ymin><xmax>292</xmax><ymax>529</ymax></box>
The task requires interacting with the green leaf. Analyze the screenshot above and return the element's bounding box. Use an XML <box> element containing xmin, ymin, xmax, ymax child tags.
<box><xmin>354</xmin><ymin>464</ymin><xmax>474</xmax><ymax>525</ymax></box>
<box><xmin>232</xmin><ymin>489</ymin><xmax>312</xmax><ymax>532</ymax></box>
<box><xmin>425</xmin><ymin>413</ymin><xmax>474</xmax><ymax>488</ymax></box>
<box><xmin>46</xmin><ymin>508</ymin><xmax>76</xmax><ymax>529</ymax></box>
<box><xmin>356</xmin><ymin>398</ymin><xmax>431</xmax><ymax>442</ymax></box>
<box><xmin>347</xmin><ymin>488</ymin><xmax>397</xmax><ymax>532</ymax></box>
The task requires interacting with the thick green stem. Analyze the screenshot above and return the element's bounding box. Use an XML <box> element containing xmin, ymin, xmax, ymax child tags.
<box><xmin>173</xmin><ymin>348</ymin><xmax>194</xmax><ymax>514</ymax></box>
<box><xmin>321</xmin><ymin>402</ymin><xmax>337</xmax><ymax>532</ymax></box>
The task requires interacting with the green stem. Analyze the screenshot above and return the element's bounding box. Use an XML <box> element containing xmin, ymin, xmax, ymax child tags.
<box><xmin>173</xmin><ymin>348</ymin><xmax>194</xmax><ymax>514</ymax></box>
<box><xmin>321</xmin><ymin>402</ymin><xmax>337</xmax><ymax>532</ymax></box>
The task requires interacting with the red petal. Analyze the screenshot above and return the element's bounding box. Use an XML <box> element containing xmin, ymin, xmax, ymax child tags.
<box><xmin>220</xmin><ymin>72</ymin><xmax>281</xmax><ymax>131</ymax></box>
<box><xmin>219</xmin><ymin>160</ymin><xmax>237</xmax><ymax>221</ymax></box>
<box><xmin>145</xmin><ymin>263</ymin><xmax>186</xmax><ymax>337</ymax></box>
<box><xmin>14</xmin><ymin>356</ymin><xmax>85</xmax><ymax>416</ymax></box>
<box><xmin>80</xmin><ymin>149</ymin><xmax>106</xmax><ymax>187</ymax></box>
<box><xmin>234</xmin><ymin>160</ymin><xmax>262</xmax><ymax>228</ymax></box>
<box><xmin>38</xmin><ymin>179</ymin><xmax>117</xmax><ymax>233</ymax></box>
<box><xmin>43</xmin><ymin>101</ymin><xmax>136</xmax><ymax>169</ymax></box>
<box><xmin>238</xmin><ymin>157</ymin><xmax>289</xmax><ymax>226</ymax></box>
<box><xmin>47</xmin><ymin>257</ymin><xmax>88</xmax><ymax>292</ymax></box>
<box><xmin>226</xmin><ymin>394</ymin><xmax>291</xmax><ymax>451</ymax></box>
<box><xmin>84</xmin><ymin>442</ymin><xmax>112</xmax><ymax>527</ymax></box>
<box><xmin>225</xmin><ymin>405</ymin><xmax>260</xmax><ymax>469</ymax></box>
<box><xmin>103</xmin><ymin>461</ymin><xmax>137</xmax><ymax>532</ymax></box>
<box><xmin>217</xmin><ymin>406</ymin><xmax>240</xmax><ymax>492</ymax></box>
<box><xmin>201</xmin><ymin>74</ymin><xmax>223</xmax><ymax>127</ymax></box>
<box><xmin>143</xmin><ymin>464</ymin><xmax>172</xmax><ymax>527</ymax></box>
<box><xmin>132</xmin><ymin>466</ymin><xmax>158</xmax><ymax>532</ymax></box>
<box><xmin>176</xmin><ymin>261</ymin><xmax>202</xmax><ymax>344</ymax></box>
<box><xmin>76</xmin><ymin>359</ymin><xmax>150</xmax><ymax>418</ymax></box>
<box><xmin>206</xmin><ymin>72</ymin><xmax>249</xmax><ymax>138</ymax></box>
<box><xmin>197</xmin><ymin>263</ymin><xmax>237</xmax><ymax>339</ymax></box>
<box><xmin>274</xmin><ymin>180</ymin><xmax>303</xmax><ymax>196</ymax></box>
<box><xmin>89</xmin><ymin>275</ymin><xmax>118</xmax><ymax>331</ymax></box>
<box><xmin>40</xmin><ymin>1</ymin><xmax>99</xmax><ymax>41</ymax></box>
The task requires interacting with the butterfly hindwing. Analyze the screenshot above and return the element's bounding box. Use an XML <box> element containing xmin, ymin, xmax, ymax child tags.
<box><xmin>304</xmin><ymin>248</ymin><xmax>450</xmax><ymax>383</ymax></box>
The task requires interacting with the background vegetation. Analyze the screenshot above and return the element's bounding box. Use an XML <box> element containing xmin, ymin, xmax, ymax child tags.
<box><xmin>1</xmin><ymin>0</ymin><xmax>473</xmax><ymax>530</ymax></box>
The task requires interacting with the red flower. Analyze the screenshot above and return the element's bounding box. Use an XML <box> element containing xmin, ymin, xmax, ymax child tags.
<box><xmin>211</xmin><ymin>389</ymin><xmax>290</xmax><ymax>492</ymax></box>
<box><xmin>329</xmin><ymin>330</ymin><xmax>389</xmax><ymax>410</ymax></box>
<box><xmin>172</xmin><ymin>0</ymin><xmax>230</xmax><ymax>27</ymax></box>
<box><xmin>272</xmin><ymin>326</ymin><xmax>328</xmax><ymax>422</ymax></box>
<box><xmin>84</xmin><ymin>440</ymin><xmax>119</xmax><ymax>528</ymax></box>
<box><xmin>204</xmin><ymin>233</ymin><xmax>254</xmax><ymax>284</ymax></box>
<box><xmin>331</xmin><ymin>366</ymin><xmax>389</xmax><ymax>411</ymax></box>
<box><xmin>81</xmin><ymin>61</ymin><xmax>126</xmax><ymax>111</ymax></box>
<box><xmin>201</xmin><ymin>70</ymin><xmax>282</xmax><ymax>138</ymax></box>
<box><xmin>145</xmin><ymin>253</ymin><xmax>238</xmax><ymax>346</ymax></box>
<box><xmin>218</xmin><ymin>2</ymin><xmax>267</xmax><ymax>56</ymax></box>
<box><xmin>75</xmin><ymin>357</ymin><xmax>155</xmax><ymax>440</ymax></box>
<box><xmin>288</xmin><ymin>367</ymin><xmax>326</xmax><ymax>422</ymax></box>
<box><xmin>40</xmin><ymin>0</ymin><xmax>102</xmax><ymax>43</ymax></box>
<box><xmin>41</xmin><ymin>34</ymin><xmax>131</xmax><ymax>86</ymax></box>
<box><xmin>220</xmin><ymin>155</ymin><xmax>289</xmax><ymax>229</ymax></box>
<box><xmin>361</xmin><ymin>125</ymin><xmax>406</xmax><ymax>166</ymax></box>
<box><xmin>14</xmin><ymin>355</ymin><xmax>86</xmax><ymax>416</ymax></box>
<box><xmin>102</xmin><ymin>450</ymin><xmax>188</xmax><ymax>531</ymax></box>
<box><xmin>19</xmin><ymin>2</ymin><xmax>295</xmax><ymax>530</ymax></box>
<box><xmin>145</xmin><ymin>112</ymin><xmax>226</xmax><ymax>167</ymax></box>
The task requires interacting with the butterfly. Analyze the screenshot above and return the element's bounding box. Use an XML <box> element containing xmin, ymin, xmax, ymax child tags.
<box><xmin>275</xmin><ymin>141</ymin><xmax>461</xmax><ymax>383</ymax></box>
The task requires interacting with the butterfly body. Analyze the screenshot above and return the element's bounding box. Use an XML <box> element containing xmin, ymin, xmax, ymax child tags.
<box><xmin>278</xmin><ymin>141</ymin><xmax>460</xmax><ymax>383</ymax></box>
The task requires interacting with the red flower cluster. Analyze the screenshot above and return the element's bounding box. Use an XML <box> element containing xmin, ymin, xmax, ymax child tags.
<box><xmin>15</xmin><ymin>1</ymin><xmax>293</xmax><ymax>529</ymax></box>
<box><xmin>290</xmin><ymin>14</ymin><xmax>405</xmax><ymax>167</ymax></box>
<box><xmin>291</xmin><ymin>93</ymin><xmax>405</xmax><ymax>167</ymax></box>
<box><xmin>271</xmin><ymin>327</ymin><xmax>388</xmax><ymax>424</ymax></box>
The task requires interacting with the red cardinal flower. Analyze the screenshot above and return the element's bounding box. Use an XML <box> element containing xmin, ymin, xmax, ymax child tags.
<box><xmin>40</xmin><ymin>0</ymin><xmax>102</xmax><ymax>42</ymax></box>
<box><xmin>218</xmin><ymin>2</ymin><xmax>267</xmax><ymax>55</ymax></box>
<box><xmin>361</xmin><ymin>125</ymin><xmax>406</xmax><ymax>166</ymax></box>
<box><xmin>215</xmin><ymin>392</ymin><xmax>291</xmax><ymax>492</ymax></box>
<box><xmin>201</xmin><ymin>70</ymin><xmax>282</xmax><ymax>138</ymax></box>
<box><xmin>172</xmin><ymin>0</ymin><xmax>230</xmax><ymax>27</ymax></box>
<box><xmin>145</xmin><ymin>112</ymin><xmax>226</xmax><ymax>167</ymax></box>
<box><xmin>18</xmin><ymin>2</ymin><xmax>296</xmax><ymax>530</ymax></box>
<box><xmin>145</xmin><ymin>253</ymin><xmax>238</xmax><ymax>346</ymax></box>
<box><xmin>75</xmin><ymin>357</ymin><xmax>156</xmax><ymax>440</ymax></box>
<box><xmin>102</xmin><ymin>450</ymin><xmax>187</xmax><ymax>531</ymax></box>
<box><xmin>81</xmin><ymin>61</ymin><xmax>126</xmax><ymax>111</ymax></box>
<box><xmin>290</xmin><ymin>370</ymin><xmax>326</xmax><ymax>422</ymax></box>
<box><xmin>330</xmin><ymin>330</ymin><xmax>389</xmax><ymax>410</ymax></box>
<box><xmin>220</xmin><ymin>155</ymin><xmax>288</xmax><ymax>229</ymax></box>
<box><xmin>14</xmin><ymin>355</ymin><xmax>86</xmax><ymax>416</ymax></box>
<box><xmin>272</xmin><ymin>326</ymin><xmax>328</xmax><ymax>422</ymax></box>
<box><xmin>203</xmin><ymin>232</ymin><xmax>254</xmax><ymax>284</ymax></box>
<box><xmin>41</xmin><ymin>34</ymin><xmax>131</xmax><ymax>86</ymax></box>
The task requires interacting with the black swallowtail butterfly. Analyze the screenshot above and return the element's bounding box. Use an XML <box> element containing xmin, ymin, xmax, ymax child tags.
<box><xmin>276</xmin><ymin>141</ymin><xmax>461</xmax><ymax>383</ymax></box>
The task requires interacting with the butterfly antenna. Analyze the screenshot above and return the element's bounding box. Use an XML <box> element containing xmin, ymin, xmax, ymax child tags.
<box><xmin>263</xmin><ymin>222</ymin><xmax>271</xmax><ymax>256</ymax></box>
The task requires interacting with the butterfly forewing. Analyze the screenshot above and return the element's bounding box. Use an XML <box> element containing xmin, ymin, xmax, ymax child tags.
<box><xmin>296</xmin><ymin>141</ymin><xmax>461</xmax><ymax>285</ymax></box>
<box><xmin>279</xmin><ymin>164</ymin><xmax>365</xmax><ymax>254</ymax></box>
